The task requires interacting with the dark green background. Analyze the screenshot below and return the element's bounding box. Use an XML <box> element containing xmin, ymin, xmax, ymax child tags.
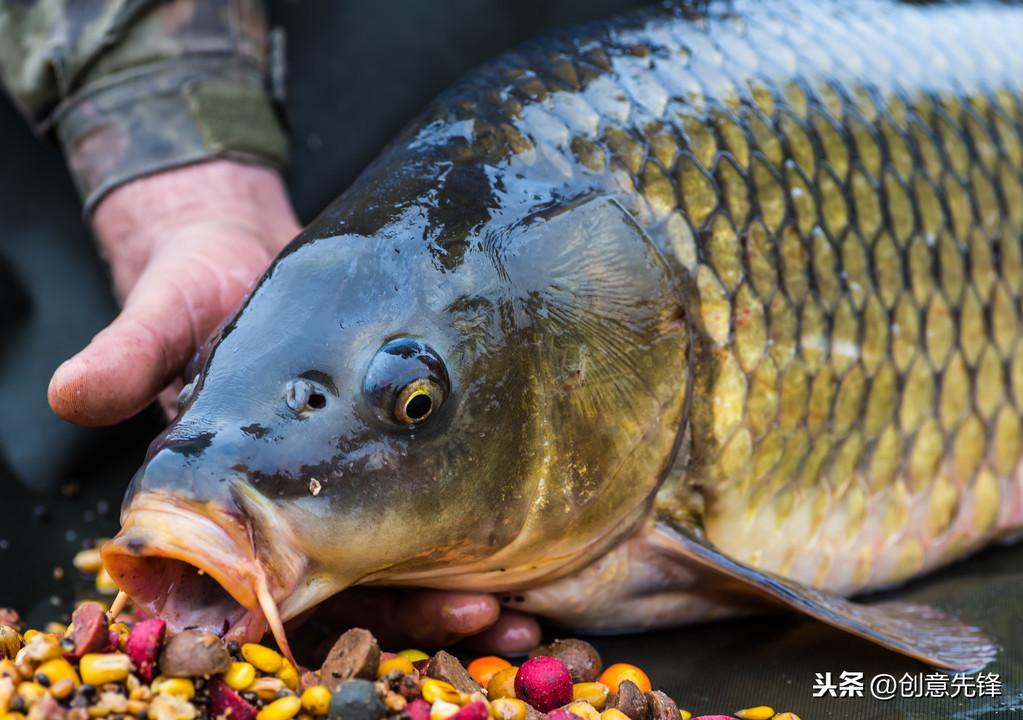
<box><xmin>0</xmin><ymin>2</ymin><xmax>1020</xmax><ymax>717</ymax></box>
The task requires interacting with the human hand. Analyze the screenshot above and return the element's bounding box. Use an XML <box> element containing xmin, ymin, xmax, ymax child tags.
<box><xmin>301</xmin><ymin>587</ymin><xmax>541</xmax><ymax>656</ymax></box>
<box><xmin>47</xmin><ymin>160</ymin><xmax>302</xmax><ymax>425</ymax></box>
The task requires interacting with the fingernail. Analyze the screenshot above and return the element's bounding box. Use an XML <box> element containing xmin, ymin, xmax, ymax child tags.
<box><xmin>440</xmin><ymin>595</ymin><xmax>500</xmax><ymax>635</ymax></box>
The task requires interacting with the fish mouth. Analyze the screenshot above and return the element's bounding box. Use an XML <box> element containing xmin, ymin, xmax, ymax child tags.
<box><xmin>101</xmin><ymin>493</ymin><xmax>305</xmax><ymax>657</ymax></box>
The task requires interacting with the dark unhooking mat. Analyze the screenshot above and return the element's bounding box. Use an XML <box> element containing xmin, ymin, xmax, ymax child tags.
<box><xmin>0</xmin><ymin>2</ymin><xmax>1020</xmax><ymax>718</ymax></box>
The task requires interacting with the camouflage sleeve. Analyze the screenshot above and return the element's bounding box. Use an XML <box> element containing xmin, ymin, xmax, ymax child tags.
<box><xmin>0</xmin><ymin>0</ymin><xmax>287</xmax><ymax>213</ymax></box>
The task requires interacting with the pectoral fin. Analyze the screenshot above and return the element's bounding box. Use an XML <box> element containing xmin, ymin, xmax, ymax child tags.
<box><xmin>649</xmin><ymin>520</ymin><xmax>998</xmax><ymax>671</ymax></box>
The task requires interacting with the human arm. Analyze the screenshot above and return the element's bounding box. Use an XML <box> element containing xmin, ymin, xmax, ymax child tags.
<box><xmin>0</xmin><ymin>0</ymin><xmax>291</xmax><ymax>421</ymax></box>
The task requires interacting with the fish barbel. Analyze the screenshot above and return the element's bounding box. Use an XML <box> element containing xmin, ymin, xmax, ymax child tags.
<box><xmin>103</xmin><ymin>0</ymin><xmax>1023</xmax><ymax>670</ymax></box>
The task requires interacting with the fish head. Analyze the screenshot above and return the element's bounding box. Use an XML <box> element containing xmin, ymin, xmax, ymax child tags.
<box><xmin>102</xmin><ymin>190</ymin><xmax>690</xmax><ymax>644</ymax></box>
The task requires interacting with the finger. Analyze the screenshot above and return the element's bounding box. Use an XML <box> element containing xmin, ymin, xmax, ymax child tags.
<box><xmin>399</xmin><ymin>590</ymin><xmax>501</xmax><ymax>647</ymax></box>
<box><xmin>158</xmin><ymin>381</ymin><xmax>184</xmax><ymax>421</ymax></box>
<box><xmin>49</xmin><ymin>239</ymin><xmax>268</xmax><ymax>425</ymax></box>
<box><xmin>306</xmin><ymin>588</ymin><xmax>502</xmax><ymax>650</ymax></box>
<box><xmin>48</xmin><ymin>309</ymin><xmax>186</xmax><ymax>426</ymax></box>
<box><xmin>460</xmin><ymin>609</ymin><xmax>541</xmax><ymax>656</ymax></box>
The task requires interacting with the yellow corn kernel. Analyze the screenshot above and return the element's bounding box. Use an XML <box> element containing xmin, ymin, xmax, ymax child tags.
<box><xmin>18</xmin><ymin>634</ymin><xmax>60</xmax><ymax>663</ymax></box>
<box><xmin>430</xmin><ymin>699</ymin><xmax>461</xmax><ymax>720</ymax></box>
<box><xmin>679</xmin><ymin>711</ymin><xmax>692</xmax><ymax>720</ymax></box>
<box><xmin>152</xmin><ymin>677</ymin><xmax>195</xmax><ymax>700</ymax></box>
<box><xmin>20</xmin><ymin>632</ymin><xmax>39</xmax><ymax>644</ymax></box>
<box><xmin>773</xmin><ymin>714</ymin><xmax>801</xmax><ymax>720</ymax></box>
<box><xmin>43</xmin><ymin>624</ymin><xmax>65</xmax><ymax>637</ymax></box>
<box><xmin>377</xmin><ymin>657</ymin><xmax>415</xmax><ymax>678</ymax></box>
<box><xmin>566</xmin><ymin>702</ymin><xmax>599</xmax><ymax>720</ymax></box>
<box><xmin>0</xmin><ymin>681</ymin><xmax>13</xmax><ymax>710</ymax></box>
<box><xmin>398</xmin><ymin>649</ymin><xmax>429</xmax><ymax>663</ymax></box>
<box><xmin>50</xmin><ymin>679</ymin><xmax>76</xmax><ymax>701</ymax></box>
<box><xmin>735</xmin><ymin>707</ymin><xmax>775</xmax><ymax>720</ymax></box>
<box><xmin>16</xmin><ymin>682</ymin><xmax>46</xmax><ymax>706</ymax></box>
<box><xmin>223</xmin><ymin>662</ymin><xmax>257</xmax><ymax>692</ymax></box>
<box><xmin>257</xmin><ymin>696</ymin><xmax>302</xmax><ymax>720</ymax></box>
<box><xmin>109</xmin><ymin>623</ymin><xmax>130</xmax><ymax>643</ymax></box>
<box><xmin>600</xmin><ymin>710</ymin><xmax>631</xmax><ymax>720</ymax></box>
<box><xmin>79</xmin><ymin>654</ymin><xmax>132</xmax><ymax>686</ymax></box>
<box><xmin>572</xmin><ymin>683</ymin><xmax>609</xmax><ymax>710</ymax></box>
<box><xmin>127</xmin><ymin>700</ymin><xmax>150</xmax><ymax>716</ymax></box>
<box><xmin>384</xmin><ymin>692</ymin><xmax>407</xmax><ymax>713</ymax></box>
<box><xmin>486</xmin><ymin>667</ymin><xmax>518</xmax><ymax>701</ymax></box>
<box><xmin>72</xmin><ymin>549</ymin><xmax>103</xmax><ymax>574</ymax></box>
<box><xmin>277</xmin><ymin>659</ymin><xmax>299</xmax><ymax>690</ymax></box>
<box><xmin>0</xmin><ymin>681</ymin><xmax>14</xmax><ymax>709</ymax></box>
<box><xmin>300</xmin><ymin>686</ymin><xmax>331</xmax><ymax>716</ymax></box>
<box><xmin>1</xmin><ymin>678</ymin><xmax>17</xmax><ymax>711</ymax></box>
<box><xmin>241</xmin><ymin>644</ymin><xmax>283</xmax><ymax>674</ymax></box>
<box><xmin>489</xmin><ymin>698</ymin><xmax>527</xmax><ymax>720</ymax></box>
<box><xmin>0</xmin><ymin>661</ymin><xmax>18</xmax><ymax>681</ymax></box>
<box><xmin>36</xmin><ymin>658</ymin><xmax>79</xmax><ymax>689</ymax></box>
<box><xmin>422</xmin><ymin>678</ymin><xmax>462</xmax><ymax>705</ymax></box>
<box><xmin>10</xmin><ymin>665</ymin><xmax>29</xmax><ymax>687</ymax></box>
<box><xmin>94</xmin><ymin>568</ymin><xmax>119</xmax><ymax>595</ymax></box>
<box><xmin>249</xmin><ymin>677</ymin><xmax>287</xmax><ymax>701</ymax></box>
<box><xmin>129</xmin><ymin>686</ymin><xmax>153</xmax><ymax>702</ymax></box>
<box><xmin>148</xmin><ymin>695</ymin><xmax>196</xmax><ymax>720</ymax></box>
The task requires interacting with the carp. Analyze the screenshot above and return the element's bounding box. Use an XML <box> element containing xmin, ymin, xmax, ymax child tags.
<box><xmin>103</xmin><ymin>0</ymin><xmax>1023</xmax><ymax>670</ymax></box>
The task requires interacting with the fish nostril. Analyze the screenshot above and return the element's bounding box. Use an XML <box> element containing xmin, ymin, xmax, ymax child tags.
<box><xmin>285</xmin><ymin>379</ymin><xmax>327</xmax><ymax>413</ymax></box>
<box><xmin>286</xmin><ymin>380</ymin><xmax>310</xmax><ymax>411</ymax></box>
<box><xmin>308</xmin><ymin>393</ymin><xmax>326</xmax><ymax>409</ymax></box>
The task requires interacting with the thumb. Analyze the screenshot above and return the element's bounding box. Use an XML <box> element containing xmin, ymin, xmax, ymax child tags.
<box><xmin>48</xmin><ymin>238</ymin><xmax>269</xmax><ymax>426</ymax></box>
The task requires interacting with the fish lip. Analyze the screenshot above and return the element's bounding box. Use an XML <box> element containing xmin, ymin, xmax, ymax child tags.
<box><xmin>101</xmin><ymin>492</ymin><xmax>305</xmax><ymax>642</ymax></box>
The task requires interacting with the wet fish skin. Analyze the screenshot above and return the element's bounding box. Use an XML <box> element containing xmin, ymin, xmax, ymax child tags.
<box><xmin>103</xmin><ymin>0</ymin><xmax>1023</xmax><ymax>669</ymax></box>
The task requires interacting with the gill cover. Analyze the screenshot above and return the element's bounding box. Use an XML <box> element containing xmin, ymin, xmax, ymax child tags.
<box><xmin>385</xmin><ymin>194</ymin><xmax>689</xmax><ymax>589</ymax></box>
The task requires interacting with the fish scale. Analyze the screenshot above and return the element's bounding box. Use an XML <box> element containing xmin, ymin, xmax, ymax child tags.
<box><xmin>426</xmin><ymin>0</ymin><xmax>1023</xmax><ymax>595</ymax></box>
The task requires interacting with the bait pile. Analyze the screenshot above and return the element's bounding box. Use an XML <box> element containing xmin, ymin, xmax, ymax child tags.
<box><xmin>0</xmin><ymin>612</ymin><xmax>804</xmax><ymax>720</ymax></box>
<box><xmin>0</xmin><ymin>550</ymin><xmax>803</xmax><ymax>720</ymax></box>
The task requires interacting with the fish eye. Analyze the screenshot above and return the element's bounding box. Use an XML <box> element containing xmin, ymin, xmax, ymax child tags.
<box><xmin>364</xmin><ymin>338</ymin><xmax>450</xmax><ymax>427</ymax></box>
<box><xmin>394</xmin><ymin>378</ymin><xmax>443</xmax><ymax>424</ymax></box>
